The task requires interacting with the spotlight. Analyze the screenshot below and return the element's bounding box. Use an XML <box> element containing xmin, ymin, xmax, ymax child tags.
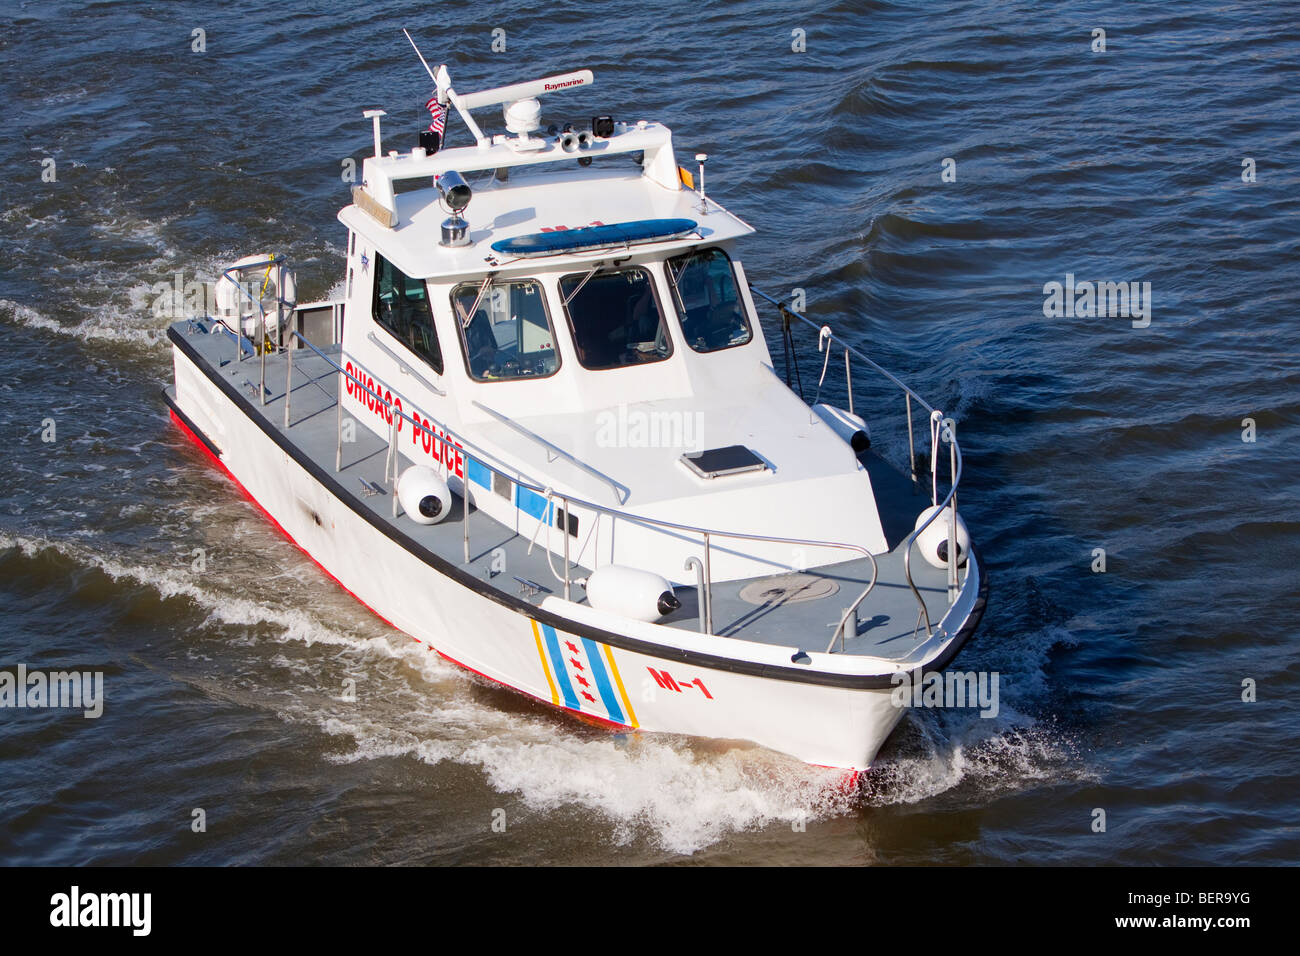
<box><xmin>436</xmin><ymin>169</ymin><xmax>472</xmax><ymax>213</ymax></box>
<box><xmin>436</xmin><ymin>170</ymin><xmax>473</xmax><ymax>247</ymax></box>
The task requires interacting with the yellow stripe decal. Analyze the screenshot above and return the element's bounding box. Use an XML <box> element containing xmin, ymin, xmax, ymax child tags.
<box><xmin>602</xmin><ymin>643</ymin><xmax>638</xmax><ymax>729</ymax></box>
<box><xmin>532</xmin><ymin>619</ymin><xmax>560</xmax><ymax>706</ymax></box>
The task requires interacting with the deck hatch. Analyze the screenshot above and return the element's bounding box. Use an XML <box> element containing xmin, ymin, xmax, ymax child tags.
<box><xmin>679</xmin><ymin>445</ymin><xmax>767</xmax><ymax>479</ymax></box>
<box><xmin>738</xmin><ymin>573</ymin><xmax>840</xmax><ymax>607</ymax></box>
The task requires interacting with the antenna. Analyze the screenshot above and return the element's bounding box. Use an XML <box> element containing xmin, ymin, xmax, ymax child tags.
<box><xmin>401</xmin><ymin>29</ymin><xmax>491</xmax><ymax>149</ymax></box>
<box><xmin>398</xmin><ymin>32</ymin><xmax>597</xmax><ymax>152</ymax></box>
<box><xmin>402</xmin><ymin>28</ymin><xmax>438</xmax><ymax>84</ymax></box>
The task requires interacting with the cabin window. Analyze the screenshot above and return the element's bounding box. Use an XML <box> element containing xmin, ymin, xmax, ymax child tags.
<box><xmin>665</xmin><ymin>247</ymin><xmax>752</xmax><ymax>353</ymax></box>
<box><xmin>450</xmin><ymin>279</ymin><xmax>560</xmax><ymax>381</ymax></box>
<box><xmin>559</xmin><ymin>266</ymin><xmax>673</xmax><ymax>370</ymax></box>
<box><xmin>372</xmin><ymin>254</ymin><xmax>443</xmax><ymax>375</ymax></box>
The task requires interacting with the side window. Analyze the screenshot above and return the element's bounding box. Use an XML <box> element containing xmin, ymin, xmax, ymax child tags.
<box><xmin>451</xmin><ymin>279</ymin><xmax>560</xmax><ymax>381</ymax></box>
<box><xmin>372</xmin><ymin>254</ymin><xmax>443</xmax><ymax>375</ymax></box>
<box><xmin>665</xmin><ymin>247</ymin><xmax>753</xmax><ymax>353</ymax></box>
<box><xmin>559</xmin><ymin>267</ymin><xmax>673</xmax><ymax>370</ymax></box>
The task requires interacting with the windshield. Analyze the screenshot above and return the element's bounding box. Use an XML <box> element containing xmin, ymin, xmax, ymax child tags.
<box><xmin>559</xmin><ymin>266</ymin><xmax>673</xmax><ymax>370</ymax></box>
<box><xmin>451</xmin><ymin>278</ymin><xmax>560</xmax><ymax>381</ymax></box>
<box><xmin>666</xmin><ymin>247</ymin><xmax>753</xmax><ymax>352</ymax></box>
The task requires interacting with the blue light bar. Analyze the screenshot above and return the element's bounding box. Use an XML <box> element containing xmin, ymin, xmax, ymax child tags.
<box><xmin>490</xmin><ymin>218</ymin><xmax>699</xmax><ymax>258</ymax></box>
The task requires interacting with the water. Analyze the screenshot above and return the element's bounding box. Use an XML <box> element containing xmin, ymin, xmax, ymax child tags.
<box><xmin>1</xmin><ymin>0</ymin><xmax>1297</xmax><ymax>864</ymax></box>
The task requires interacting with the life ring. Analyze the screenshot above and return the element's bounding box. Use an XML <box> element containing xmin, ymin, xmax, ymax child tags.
<box><xmin>214</xmin><ymin>253</ymin><xmax>297</xmax><ymax>340</ymax></box>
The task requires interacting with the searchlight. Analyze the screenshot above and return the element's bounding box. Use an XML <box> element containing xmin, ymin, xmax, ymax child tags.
<box><xmin>436</xmin><ymin>170</ymin><xmax>473</xmax><ymax>246</ymax></box>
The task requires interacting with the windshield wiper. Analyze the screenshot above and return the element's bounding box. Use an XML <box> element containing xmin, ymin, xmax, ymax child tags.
<box><xmin>561</xmin><ymin>263</ymin><xmax>602</xmax><ymax>307</ymax></box>
<box><xmin>665</xmin><ymin>254</ymin><xmax>694</xmax><ymax>312</ymax></box>
<box><xmin>455</xmin><ymin>272</ymin><xmax>496</xmax><ymax>328</ymax></box>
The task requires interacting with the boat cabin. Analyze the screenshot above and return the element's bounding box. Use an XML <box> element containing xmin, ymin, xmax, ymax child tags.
<box><xmin>324</xmin><ymin>70</ymin><xmax>889</xmax><ymax>583</ymax></box>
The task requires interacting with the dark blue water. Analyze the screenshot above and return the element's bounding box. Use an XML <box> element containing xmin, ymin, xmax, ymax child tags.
<box><xmin>1</xmin><ymin>0</ymin><xmax>1297</xmax><ymax>863</ymax></box>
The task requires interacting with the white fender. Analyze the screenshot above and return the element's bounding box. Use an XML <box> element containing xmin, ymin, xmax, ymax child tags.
<box><xmin>813</xmin><ymin>403</ymin><xmax>870</xmax><ymax>453</ymax></box>
<box><xmin>914</xmin><ymin>504</ymin><xmax>969</xmax><ymax>569</ymax></box>
<box><xmin>397</xmin><ymin>466</ymin><xmax>452</xmax><ymax>524</ymax></box>
<box><xmin>584</xmin><ymin>565</ymin><xmax>680</xmax><ymax>622</ymax></box>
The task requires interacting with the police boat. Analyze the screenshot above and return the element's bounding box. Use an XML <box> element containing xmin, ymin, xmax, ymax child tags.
<box><xmin>164</xmin><ymin>57</ymin><xmax>986</xmax><ymax>772</ymax></box>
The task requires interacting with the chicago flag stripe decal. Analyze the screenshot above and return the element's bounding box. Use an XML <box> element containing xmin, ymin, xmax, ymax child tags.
<box><xmin>532</xmin><ymin>620</ymin><xmax>637</xmax><ymax>727</ymax></box>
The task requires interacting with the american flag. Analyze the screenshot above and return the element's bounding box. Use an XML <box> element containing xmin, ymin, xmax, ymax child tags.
<box><xmin>426</xmin><ymin>94</ymin><xmax>446</xmax><ymax>135</ymax></box>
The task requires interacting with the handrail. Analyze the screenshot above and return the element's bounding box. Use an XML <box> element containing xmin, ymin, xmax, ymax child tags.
<box><xmin>828</xmin><ymin>557</ymin><xmax>879</xmax><ymax>654</ymax></box>
<box><xmin>748</xmin><ymin>284</ymin><xmax>968</xmax><ymax>639</ymax></box>
<box><xmin>749</xmin><ymin>286</ymin><xmax>937</xmax><ymax>415</ymax></box>
<box><xmin>284</xmin><ymin>331</ymin><xmax>545</xmax><ymax>487</ymax></box>
<box><xmin>471</xmin><ymin>399</ymin><xmax>629</xmax><ymax>505</ymax></box>
<box><xmin>280</xmin><ymin>329</ymin><xmax>878</xmax><ymax>648</ymax></box>
<box><xmin>366</xmin><ymin>331</ymin><xmax>447</xmax><ymax>396</ymax></box>
<box><xmin>902</xmin><ymin>432</ymin><xmax>963</xmax><ymax>637</ymax></box>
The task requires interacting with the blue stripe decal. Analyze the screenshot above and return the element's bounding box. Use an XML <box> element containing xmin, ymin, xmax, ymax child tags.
<box><xmin>466</xmin><ymin>457</ymin><xmax>491</xmax><ymax>490</ymax></box>
<box><xmin>542</xmin><ymin>625</ymin><xmax>579</xmax><ymax>711</ymax></box>
<box><xmin>581</xmin><ymin>636</ymin><xmax>625</xmax><ymax>725</ymax></box>
<box><xmin>516</xmin><ymin>485</ymin><xmax>553</xmax><ymax>523</ymax></box>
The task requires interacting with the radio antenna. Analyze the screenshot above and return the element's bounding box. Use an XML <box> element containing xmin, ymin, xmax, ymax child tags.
<box><xmin>403</xmin><ymin>28</ymin><xmax>439</xmax><ymax>85</ymax></box>
<box><xmin>399</xmin><ymin>31</ymin><xmax>498</xmax><ymax>148</ymax></box>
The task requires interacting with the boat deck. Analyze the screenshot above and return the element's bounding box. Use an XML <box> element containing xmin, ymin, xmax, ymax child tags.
<box><xmin>168</xmin><ymin>324</ymin><xmax>955</xmax><ymax>660</ymax></box>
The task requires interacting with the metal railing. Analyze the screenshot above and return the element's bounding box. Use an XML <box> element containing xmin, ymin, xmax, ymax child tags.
<box><xmin>471</xmin><ymin>399</ymin><xmax>629</xmax><ymax>505</ymax></box>
<box><xmin>275</xmin><ymin>329</ymin><xmax>878</xmax><ymax>649</ymax></box>
<box><xmin>220</xmin><ymin>261</ymin><xmax>966</xmax><ymax>646</ymax></box>
<box><xmin>748</xmin><ymin>285</ymin><xmax>967</xmax><ymax>638</ymax></box>
<box><xmin>366</xmin><ymin>331</ymin><xmax>446</xmax><ymax>396</ymax></box>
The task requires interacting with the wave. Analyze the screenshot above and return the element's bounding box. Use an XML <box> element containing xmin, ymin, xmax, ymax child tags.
<box><xmin>863</xmin><ymin>623</ymin><xmax>1092</xmax><ymax>806</ymax></box>
<box><xmin>0</xmin><ymin>528</ymin><xmax>1088</xmax><ymax>856</ymax></box>
<box><xmin>0</xmin><ymin>530</ymin><xmax>387</xmax><ymax>653</ymax></box>
<box><xmin>316</xmin><ymin>700</ymin><xmax>861</xmax><ymax>856</ymax></box>
<box><xmin>0</xmin><ymin>297</ymin><xmax>171</xmax><ymax>347</ymax></box>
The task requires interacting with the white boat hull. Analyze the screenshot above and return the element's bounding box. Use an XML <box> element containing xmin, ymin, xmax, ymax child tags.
<box><xmin>168</xmin><ymin>344</ymin><xmax>978</xmax><ymax>771</ymax></box>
